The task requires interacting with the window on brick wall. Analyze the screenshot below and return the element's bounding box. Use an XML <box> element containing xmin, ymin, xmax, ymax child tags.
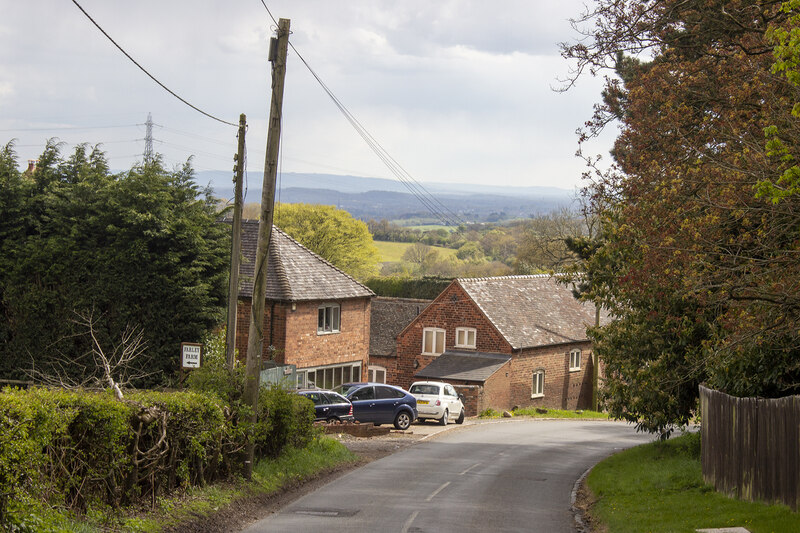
<box><xmin>422</xmin><ymin>327</ymin><xmax>445</xmax><ymax>355</ymax></box>
<box><xmin>455</xmin><ymin>327</ymin><xmax>476</xmax><ymax>349</ymax></box>
<box><xmin>317</xmin><ymin>304</ymin><xmax>340</xmax><ymax>334</ymax></box>
<box><xmin>532</xmin><ymin>370</ymin><xmax>545</xmax><ymax>398</ymax></box>
<box><xmin>569</xmin><ymin>349</ymin><xmax>581</xmax><ymax>371</ymax></box>
<box><xmin>368</xmin><ymin>365</ymin><xmax>386</xmax><ymax>383</ymax></box>
<box><xmin>297</xmin><ymin>361</ymin><xmax>361</xmax><ymax>389</ymax></box>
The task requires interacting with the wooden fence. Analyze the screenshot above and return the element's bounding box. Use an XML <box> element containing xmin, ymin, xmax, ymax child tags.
<box><xmin>700</xmin><ymin>385</ymin><xmax>800</xmax><ymax>511</ymax></box>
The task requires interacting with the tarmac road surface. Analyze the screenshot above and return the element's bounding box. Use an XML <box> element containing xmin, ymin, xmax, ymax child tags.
<box><xmin>241</xmin><ymin>419</ymin><xmax>654</xmax><ymax>533</ymax></box>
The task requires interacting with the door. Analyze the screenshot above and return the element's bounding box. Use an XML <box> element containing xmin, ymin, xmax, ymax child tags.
<box><xmin>444</xmin><ymin>384</ymin><xmax>461</xmax><ymax>421</ymax></box>
<box><xmin>348</xmin><ymin>386</ymin><xmax>377</xmax><ymax>423</ymax></box>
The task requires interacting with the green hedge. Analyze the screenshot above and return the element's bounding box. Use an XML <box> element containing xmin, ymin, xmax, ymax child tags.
<box><xmin>0</xmin><ymin>384</ymin><xmax>316</xmax><ymax>528</ymax></box>
<box><xmin>365</xmin><ymin>276</ymin><xmax>452</xmax><ymax>299</ymax></box>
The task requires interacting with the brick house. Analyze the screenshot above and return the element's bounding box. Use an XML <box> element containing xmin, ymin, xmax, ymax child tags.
<box><xmin>235</xmin><ymin>220</ymin><xmax>374</xmax><ymax>389</ymax></box>
<box><xmin>394</xmin><ymin>275</ymin><xmax>606</xmax><ymax>415</ymax></box>
<box><xmin>369</xmin><ymin>297</ymin><xmax>430</xmax><ymax>384</ymax></box>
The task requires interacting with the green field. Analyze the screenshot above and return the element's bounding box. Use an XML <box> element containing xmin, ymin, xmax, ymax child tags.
<box><xmin>374</xmin><ymin>240</ymin><xmax>458</xmax><ymax>263</ymax></box>
<box><xmin>401</xmin><ymin>224</ymin><xmax>458</xmax><ymax>232</ymax></box>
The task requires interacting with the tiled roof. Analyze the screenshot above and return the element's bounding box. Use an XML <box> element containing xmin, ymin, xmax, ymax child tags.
<box><xmin>414</xmin><ymin>350</ymin><xmax>511</xmax><ymax>383</ymax></box>
<box><xmin>238</xmin><ymin>220</ymin><xmax>374</xmax><ymax>301</ymax></box>
<box><xmin>456</xmin><ymin>275</ymin><xmax>606</xmax><ymax>350</ymax></box>
<box><xmin>370</xmin><ymin>297</ymin><xmax>431</xmax><ymax>357</ymax></box>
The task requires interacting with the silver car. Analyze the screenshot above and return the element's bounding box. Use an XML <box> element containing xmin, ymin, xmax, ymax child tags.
<box><xmin>409</xmin><ymin>381</ymin><xmax>465</xmax><ymax>425</ymax></box>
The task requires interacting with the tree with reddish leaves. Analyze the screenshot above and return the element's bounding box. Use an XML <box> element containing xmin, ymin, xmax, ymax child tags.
<box><xmin>560</xmin><ymin>0</ymin><xmax>800</xmax><ymax>434</ymax></box>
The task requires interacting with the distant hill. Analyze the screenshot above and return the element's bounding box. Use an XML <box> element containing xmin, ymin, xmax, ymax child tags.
<box><xmin>197</xmin><ymin>171</ymin><xmax>576</xmax><ymax>223</ymax></box>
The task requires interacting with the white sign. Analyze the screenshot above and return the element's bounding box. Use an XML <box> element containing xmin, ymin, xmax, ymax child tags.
<box><xmin>181</xmin><ymin>343</ymin><xmax>202</xmax><ymax>369</ymax></box>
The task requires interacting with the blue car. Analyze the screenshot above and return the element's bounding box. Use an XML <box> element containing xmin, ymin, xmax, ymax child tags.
<box><xmin>338</xmin><ymin>383</ymin><xmax>417</xmax><ymax>430</ymax></box>
<box><xmin>296</xmin><ymin>389</ymin><xmax>354</xmax><ymax>423</ymax></box>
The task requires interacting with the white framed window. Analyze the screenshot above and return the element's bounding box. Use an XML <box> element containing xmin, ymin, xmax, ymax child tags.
<box><xmin>455</xmin><ymin>327</ymin><xmax>476</xmax><ymax>349</ymax></box>
<box><xmin>317</xmin><ymin>304</ymin><xmax>340</xmax><ymax>334</ymax></box>
<box><xmin>422</xmin><ymin>327</ymin><xmax>446</xmax><ymax>355</ymax></box>
<box><xmin>297</xmin><ymin>361</ymin><xmax>361</xmax><ymax>389</ymax></box>
<box><xmin>532</xmin><ymin>370</ymin><xmax>544</xmax><ymax>398</ymax></box>
<box><xmin>368</xmin><ymin>365</ymin><xmax>386</xmax><ymax>383</ymax></box>
<box><xmin>569</xmin><ymin>349</ymin><xmax>581</xmax><ymax>371</ymax></box>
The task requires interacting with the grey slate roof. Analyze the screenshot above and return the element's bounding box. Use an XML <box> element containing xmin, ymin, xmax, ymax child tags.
<box><xmin>456</xmin><ymin>275</ymin><xmax>606</xmax><ymax>350</ymax></box>
<box><xmin>238</xmin><ymin>220</ymin><xmax>374</xmax><ymax>302</ymax></box>
<box><xmin>370</xmin><ymin>297</ymin><xmax>431</xmax><ymax>357</ymax></box>
<box><xmin>414</xmin><ymin>350</ymin><xmax>511</xmax><ymax>383</ymax></box>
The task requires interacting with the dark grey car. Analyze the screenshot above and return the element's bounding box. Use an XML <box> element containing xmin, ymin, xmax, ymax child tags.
<box><xmin>296</xmin><ymin>389</ymin><xmax>354</xmax><ymax>422</ymax></box>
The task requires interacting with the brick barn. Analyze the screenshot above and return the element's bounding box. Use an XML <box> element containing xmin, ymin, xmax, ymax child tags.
<box><xmin>234</xmin><ymin>221</ymin><xmax>374</xmax><ymax>389</ymax></box>
<box><xmin>393</xmin><ymin>275</ymin><xmax>606</xmax><ymax>415</ymax></box>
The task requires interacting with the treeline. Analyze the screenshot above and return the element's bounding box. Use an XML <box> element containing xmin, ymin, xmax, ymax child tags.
<box><xmin>0</xmin><ymin>141</ymin><xmax>229</xmax><ymax>386</ymax></box>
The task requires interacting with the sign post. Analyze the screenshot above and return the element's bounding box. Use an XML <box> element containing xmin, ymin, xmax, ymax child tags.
<box><xmin>180</xmin><ymin>342</ymin><xmax>203</xmax><ymax>385</ymax></box>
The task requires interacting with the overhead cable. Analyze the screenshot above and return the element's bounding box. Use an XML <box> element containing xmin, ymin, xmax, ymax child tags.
<box><xmin>70</xmin><ymin>0</ymin><xmax>237</xmax><ymax>128</ymax></box>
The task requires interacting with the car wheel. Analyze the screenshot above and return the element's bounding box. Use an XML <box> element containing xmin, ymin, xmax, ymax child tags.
<box><xmin>456</xmin><ymin>409</ymin><xmax>465</xmax><ymax>424</ymax></box>
<box><xmin>327</xmin><ymin>417</ymin><xmax>338</xmax><ymax>424</ymax></box>
<box><xmin>394</xmin><ymin>411</ymin><xmax>412</xmax><ymax>430</ymax></box>
<box><xmin>439</xmin><ymin>409</ymin><xmax>449</xmax><ymax>426</ymax></box>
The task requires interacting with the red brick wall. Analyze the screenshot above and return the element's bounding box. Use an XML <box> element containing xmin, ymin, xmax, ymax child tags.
<box><xmin>235</xmin><ymin>299</ymin><xmax>286</xmax><ymax>361</ymax></box>
<box><xmin>509</xmin><ymin>341</ymin><xmax>595</xmax><ymax>411</ymax></box>
<box><xmin>395</xmin><ymin>283</ymin><xmax>512</xmax><ymax>388</ymax></box>
<box><xmin>235</xmin><ymin>297</ymin><xmax>370</xmax><ymax>379</ymax></box>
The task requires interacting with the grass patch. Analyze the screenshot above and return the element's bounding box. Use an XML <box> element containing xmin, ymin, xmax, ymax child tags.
<box><xmin>373</xmin><ymin>240</ymin><xmax>458</xmax><ymax>263</ymax></box>
<box><xmin>13</xmin><ymin>437</ymin><xmax>358</xmax><ymax>532</ymax></box>
<box><xmin>587</xmin><ymin>432</ymin><xmax>800</xmax><ymax>532</ymax></box>
<box><xmin>478</xmin><ymin>407</ymin><xmax>609</xmax><ymax>420</ymax></box>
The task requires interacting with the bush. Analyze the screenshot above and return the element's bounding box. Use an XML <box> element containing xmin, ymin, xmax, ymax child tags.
<box><xmin>256</xmin><ymin>386</ymin><xmax>316</xmax><ymax>458</ymax></box>
<box><xmin>0</xmin><ymin>387</ymin><xmax>133</xmax><ymax>523</ymax></box>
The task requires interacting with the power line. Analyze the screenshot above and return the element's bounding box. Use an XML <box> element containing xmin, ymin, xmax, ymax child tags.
<box><xmin>288</xmin><ymin>41</ymin><xmax>467</xmax><ymax>227</ymax></box>
<box><xmin>70</xmin><ymin>0</ymin><xmax>238</xmax><ymax>128</ymax></box>
<box><xmin>255</xmin><ymin>3</ymin><xmax>466</xmax><ymax>227</ymax></box>
<box><xmin>0</xmin><ymin>124</ymin><xmax>138</xmax><ymax>132</ymax></box>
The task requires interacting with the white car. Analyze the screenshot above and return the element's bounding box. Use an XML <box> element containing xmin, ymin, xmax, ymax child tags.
<box><xmin>409</xmin><ymin>381</ymin><xmax>465</xmax><ymax>425</ymax></box>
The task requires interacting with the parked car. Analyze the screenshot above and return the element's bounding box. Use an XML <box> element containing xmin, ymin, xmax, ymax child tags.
<box><xmin>409</xmin><ymin>381</ymin><xmax>465</xmax><ymax>425</ymax></box>
<box><xmin>296</xmin><ymin>389</ymin><xmax>354</xmax><ymax>423</ymax></box>
<box><xmin>338</xmin><ymin>383</ymin><xmax>417</xmax><ymax>430</ymax></box>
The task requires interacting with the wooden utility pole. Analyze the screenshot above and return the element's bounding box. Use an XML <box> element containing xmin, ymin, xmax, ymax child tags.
<box><xmin>242</xmin><ymin>18</ymin><xmax>290</xmax><ymax>480</ymax></box>
<box><xmin>225</xmin><ymin>113</ymin><xmax>247</xmax><ymax>370</ymax></box>
<box><xmin>592</xmin><ymin>306</ymin><xmax>600</xmax><ymax>412</ymax></box>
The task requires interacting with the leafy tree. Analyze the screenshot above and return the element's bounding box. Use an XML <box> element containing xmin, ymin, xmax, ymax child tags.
<box><xmin>0</xmin><ymin>142</ymin><xmax>229</xmax><ymax>386</ymax></box>
<box><xmin>456</xmin><ymin>241</ymin><xmax>484</xmax><ymax>262</ymax></box>
<box><xmin>274</xmin><ymin>203</ymin><xmax>380</xmax><ymax>280</ymax></box>
<box><xmin>402</xmin><ymin>242</ymin><xmax>434</xmax><ymax>266</ymax></box>
<box><xmin>561</xmin><ymin>0</ymin><xmax>800</xmax><ymax>433</ymax></box>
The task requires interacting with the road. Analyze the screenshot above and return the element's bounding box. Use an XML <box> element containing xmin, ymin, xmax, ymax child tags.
<box><xmin>242</xmin><ymin>419</ymin><xmax>654</xmax><ymax>533</ymax></box>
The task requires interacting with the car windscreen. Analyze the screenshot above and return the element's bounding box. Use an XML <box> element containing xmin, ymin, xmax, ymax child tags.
<box><xmin>335</xmin><ymin>383</ymin><xmax>360</xmax><ymax>396</ymax></box>
<box><xmin>410</xmin><ymin>384</ymin><xmax>439</xmax><ymax>395</ymax></box>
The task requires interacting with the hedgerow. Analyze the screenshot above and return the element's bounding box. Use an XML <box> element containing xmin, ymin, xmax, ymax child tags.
<box><xmin>0</xmin><ymin>383</ymin><xmax>315</xmax><ymax>528</ymax></box>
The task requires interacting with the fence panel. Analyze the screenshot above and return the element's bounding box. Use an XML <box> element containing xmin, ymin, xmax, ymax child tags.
<box><xmin>700</xmin><ymin>385</ymin><xmax>800</xmax><ymax>511</ymax></box>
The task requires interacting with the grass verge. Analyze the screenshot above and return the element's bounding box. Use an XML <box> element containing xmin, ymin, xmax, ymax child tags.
<box><xmin>12</xmin><ymin>437</ymin><xmax>358</xmax><ymax>532</ymax></box>
<box><xmin>586</xmin><ymin>432</ymin><xmax>800</xmax><ymax>533</ymax></box>
<box><xmin>478</xmin><ymin>407</ymin><xmax>609</xmax><ymax>420</ymax></box>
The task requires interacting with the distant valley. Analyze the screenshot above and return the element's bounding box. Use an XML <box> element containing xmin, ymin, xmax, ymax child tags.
<box><xmin>197</xmin><ymin>171</ymin><xmax>577</xmax><ymax>223</ymax></box>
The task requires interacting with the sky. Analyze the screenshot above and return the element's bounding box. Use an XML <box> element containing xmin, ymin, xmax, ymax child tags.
<box><xmin>0</xmin><ymin>1</ymin><xmax>615</xmax><ymax>191</ymax></box>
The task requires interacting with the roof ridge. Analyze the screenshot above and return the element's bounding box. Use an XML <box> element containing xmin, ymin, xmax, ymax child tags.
<box><xmin>457</xmin><ymin>274</ymin><xmax>554</xmax><ymax>283</ymax></box>
<box><xmin>271</xmin><ymin>226</ymin><xmax>375</xmax><ymax>297</ymax></box>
